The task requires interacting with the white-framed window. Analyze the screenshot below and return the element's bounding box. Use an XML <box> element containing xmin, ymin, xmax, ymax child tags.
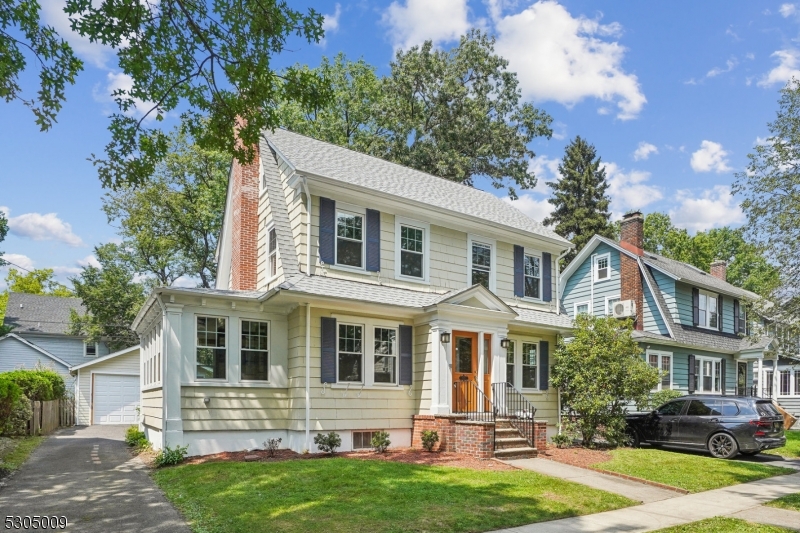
<box><xmin>574</xmin><ymin>301</ymin><xmax>590</xmax><ymax>316</ymax></box>
<box><xmin>505</xmin><ymin>340</ymin><xmax>515</xmax><ymax>386</ymax></box>
<box><xmin>241</xmin><ymin>319</ymin><xmax>269</xmax><ymax>381</ymax></box>
<box><xmin>373</xmin><ymin>327</ymin><xmax>398</xmax><ymax>385</ymax></box>
<box><xmin>468</xmin><ymin>235</ymin><xmax>496</xmax><ymax>292</ymax></box>
<box><xmin>606</xmin><ymin>295</ymin><xmax>621</xmax><ymax>316</ymax></box>
<box><xmin>333</xmin><ymin>315</ymin><xmax>407</xmax><ymax>387</ymax></box>
<box><xmin>780</xmin><ymin>370</ymin><xmax>791</xmax><ymax>396</ymax></box>
<box><xmin>84</xmin><ymin>342</ymin><xmax>98</xmax><ymax>357</ymax></box>
<box><xmin>698</xmin><ymin>289</ymin><xmax>719</xmax><ymax>330</ymax></box>
<box><xmin>521</xmin><ymin>342</ymin><xmax>538</xmax><ymax>389</ymax></box>
<box><xmin>395</xmin><ymin>217</ymin><xmax>429</xmax><ymax>282</ymax></box>
<box><xmin>196</xmin><ymin>315</ymin><xmax>227</xmax><ymax>380</ymax></box>
<box><xmin>647</xmin><ymin>350</ymin><xmax>672</xmax><ymax>391</ymax></box>
<box><xmin>336</xmin><ymin>207</ymin><xmax>365</xmax><ymax>269</ymax></box>
<box><xmin>338</xmin><ymin>323</ymin><xmax>364</xmax><ymax>383</ymax></box>
<box><xmin>524</xmin><ymin>253</ymin><xmax>541</xmax><ymax>299</ymax></box>
<box><xmin>267</xmin><ymin>225</ymin><xmax>278</xmax><ymax>279</ymax></box>
<box><xmin>506</xmin><ymin>337</ymin><xmax>540</xmax><ymax>390</ymax></box>
<box><xmin>694</xmin><ymin>355</ymin><xmax>722</xmax><ymax>393</ymax></box>
<box><xmin>593</xmin><ymin>253</ymin><xmax>610</xmax><ymax>283</ymax></box>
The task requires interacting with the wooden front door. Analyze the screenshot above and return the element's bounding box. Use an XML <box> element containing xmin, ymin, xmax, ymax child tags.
<box><xmin>452</xmin><ymin>331</ymin><xmax>478</xmax><ymax>412</ymax></box>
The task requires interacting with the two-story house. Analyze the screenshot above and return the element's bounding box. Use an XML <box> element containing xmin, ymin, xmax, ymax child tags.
<box><xmin>132</xmin><ymin>129</ymin><xmax>574</xmax><ymax>457</ymax></box>
<box><xmin>561</xmin><ymin>212</ymin><xmax>776</xmax><ymax>401</ymax></box>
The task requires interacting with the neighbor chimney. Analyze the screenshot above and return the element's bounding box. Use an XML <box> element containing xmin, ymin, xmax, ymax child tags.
<box><xmin>619</xmin><ymin>211</ymin><xmax>644</xmax><ymax>256</ymax></box>
<box><xmin>229</xmin><ymin>119</ymin><xmax>260</xmax><ymax>291</ymax></box>
<box><xmin>710</xmin><ymin>260</ymin><xmax>727</xmax><ymax>281</ymax></box>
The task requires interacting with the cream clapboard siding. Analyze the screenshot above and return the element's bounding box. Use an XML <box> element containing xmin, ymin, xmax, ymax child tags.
<box><xmin>76</xmin><ymin>349</ymin><xmax>141</xmax><ymax>425</ymax></box>
<box><xmin>505</xmin><ymin>330</ymin><xmax>559</xmax><ymax>432</ymax></box>
<box><xmin>180</xmin><ymin>386</ymin><xmax>290</xmax><ymax>431</ymax></box>
<box><xmin>414</xmin><ymin>324</ymin><xmax>432</xmax><ymax>413</ymax></box>
<box><xmin>283</xmin><ymin>159</ymin><xmax>307</xmax><ymax>274</ymax></box>
<box><xmin>142</xmin><ymin>389</ymin><xmax>163</xmax><ymax>430</ymax></box>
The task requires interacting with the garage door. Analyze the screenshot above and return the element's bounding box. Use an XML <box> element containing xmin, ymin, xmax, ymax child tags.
<box><xmin>93</xmin><ymin>374</ymin><xmax>139</xmax><ymax>424</ymax></box>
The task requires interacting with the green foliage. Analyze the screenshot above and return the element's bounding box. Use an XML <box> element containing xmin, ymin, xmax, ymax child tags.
<box><xmin>764</xmin><ymin>430</ymin><xmax>800</xmax><ymax>458</ymax></box>
<box><xmin>544</xmin><ymin>137</ymin><xmax>615</xmax><ymax>265</ymax></box>
<box><xmin>766</xmin><ymin>492</ymin><xmax>800</xmax><ymax>512</ymax></box>
<box><xmin>1</xmin><ymin>368</ymin><xmax>65</xmax><ymax>401</ymax></box>
<box><xmin>0</xmin><ymin>291</ymin><xmax>9</xmax><ymax>336</ymax></box>
<box><xmin>652</xmin><ymin>517</ymin><xmax>792</xmax><ymax>532</ymax></box>
<box><xmin>371</xmin><ymin>431</ymin><xmax>391</xmax><ymax>453</ymax></box>
<box><xmin>279</xmin><ymin>30</ymin><xmax>553</xmax><ymax>198</ymax></box>
<box><xmin>154</xmin><ymin>444</ymin><xmax>189</xmax><ymax>468</ymax></box>
<box><xmin>5</xmin><ymin>393</ymin><xmax>32</xmax><ymax>436</ymax></box>
<box><xmin>551</xmin><ymin>315</ymin><xmax>659</xmax><ymax>447</ymax></box>
<box><xmin>314</xmin><ymin>432</ymin><xmax>341</xmax><ymax>454</ymax></box>
<box><xmin>68</xmin><ymin>243</ymin><xmax>146</xmax><ymax>351</ymax></box>
<box><xmin>264</xmin><ymin>438</ymin><xmax>282</xmax><ymax>457</ymax></box>
<box><xmin>0</xmin><ymin>210</ymin><xmax>7</xmax><ymax>266</ymax></box>
<box><xmin>636</xmin><ymin>389</ymin><xmax>684</xmax><ymax>412</ymax></box>
<box><xmin>5</xmin><ymin>268</ymin><xmax>72</xmax><ymax>296</ymax></box>
<box><xmin>102</xmin><ymin>126</ymin><xmax>229</xmax><ymax>288</ymax></box>
<box><xmin>420</xmin><ymin>430</ymin><xmax>439</xmax><ymax>452</ymax></box>
<box><xmin>124</xmin><ymin>426</ymin><xmax>149</xmax><ymax>452</ymax></box>
<box><xmin>551</xmin><ymin>433</ymin><xmax>572</xmax><ymax>449</ymax></box>
<box><xmin>0</xmin><ymin>376</ymin><xmax>22</xmax><ymax>434</ymax></box>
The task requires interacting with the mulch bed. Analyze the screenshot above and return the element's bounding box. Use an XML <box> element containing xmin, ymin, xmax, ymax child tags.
<box><xmin>182</xmin><ymin>447</ymin><xmax>515</xmax><ymax>471</ymax></box>
<box><xmin>539</xmin><ymin>445</ymin><xmax>612</xmax><ymax>469</ymax></box>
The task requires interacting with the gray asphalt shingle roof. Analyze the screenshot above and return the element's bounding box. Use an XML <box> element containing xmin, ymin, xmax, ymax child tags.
<box><xmin>278</xmin><ymin>275</ymin><xmax>443</xmax><ymax>308</ymax></box>
<box><xmin>3</xmin><ymin>293</ymin><xmax>85</xmax><ymax>335</ymax></box>
<box><xmin>265</xmin><ymin>129</ymin><xmax>570</xmax><ymax>246</ymax></box>
<box><xmin>510</xmin><ymin>306</ymin><xmax>573</xmax><ymax>329</ymax></box>
<box><xmin>642</xmin><ymin>251</ymin><xmax>760</xmax><ymax>300</ymax></box>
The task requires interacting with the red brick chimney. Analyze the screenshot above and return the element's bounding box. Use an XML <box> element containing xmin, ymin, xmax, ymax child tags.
<box><xmin>229</xmin><ymin>123</ymin><xmax>260</xmax><ymax>291</ymax></box>
<box><xmin>619</xmin><ymin>211</ymin><xmax>644</xmax><ymax>330</ymax></box>
<box><xmin>710</xmin><ymin>260</ymin><xmax>727</xmax><ymax>281</ymax></box>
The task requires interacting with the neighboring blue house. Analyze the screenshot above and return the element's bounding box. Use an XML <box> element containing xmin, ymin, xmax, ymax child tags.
<box><xmin>0</xmin><ymin>293</ymin><xmax>110</xmax><ymax>393</ymax></box>
<box><xmin>560</xmin><ymin>212</ymin><xmax>776</xmax><ymax>403</ymax></box>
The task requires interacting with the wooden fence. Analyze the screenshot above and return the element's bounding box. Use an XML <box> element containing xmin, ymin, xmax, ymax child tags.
<box><xmin>28</xmin><ymin>398</ymin><xmax>75</xmax><ymax>436</ymax></box>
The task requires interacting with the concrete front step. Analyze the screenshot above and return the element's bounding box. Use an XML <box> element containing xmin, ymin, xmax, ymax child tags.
<box><xmin>495</xmin><ymin>437</ymin><xmax>529</xmax><ymax>450</ymax></box>
<box><xmin>494</xmin><ymin>446</ymin><xmax>538</xmax><ymax>459</ymax></box>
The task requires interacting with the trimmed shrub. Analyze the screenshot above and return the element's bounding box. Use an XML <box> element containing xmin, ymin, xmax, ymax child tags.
<box><xmin>421</xmin><ymin>430</ymin><xmax>439</xmax><ymax>452</ymax></box>
<box><xmin>551</xmin><ymin>433</ymin><xmax>572</xmax><ymax>449</ymax></box>
<box><xmin>0</xmin><ymin>369</ymin><xmax>66</xmax><ymax>401</ymax></box>
<box><xmin>371</xmin><ymin>431</ymin><xmax>391</xmax><ymax>453</ymax></box>
<box><xmin>0</xmin><ymin>377</ymin><xmax>22</xmax><ymax>434</ymax></box>
<box><xmin>154</xmin><ymin>444</ymin><xmax>189</xmax><ymax>467</ymax></box>
<box><xmin>5</xmin><ymin>394</ymin><xmax>32</xmax><ymax>436</ymax></box>
<box><xmin>314</xmin><ymin>432</ymin><xmax>341</xmax><ymax>454</ymax></box>
<box><xmin>124</xmin><ymin>426</ymin><xmax>149</xmax><ymax>451</ymax></box>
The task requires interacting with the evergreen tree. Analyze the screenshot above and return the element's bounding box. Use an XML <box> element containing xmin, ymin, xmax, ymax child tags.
<box><xmin>544</xmin><ymin>137</ymin><xmax>614</xmax><ymax>264</ymax></box>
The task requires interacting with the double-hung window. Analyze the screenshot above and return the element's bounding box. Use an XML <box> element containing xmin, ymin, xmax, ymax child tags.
<box><xmin>373</xmin><ymin>327</ymin><xmax>397</xmax><ymax>385</ymax></box>
<box><xmin>694</xmin><ymin>356</ymin><xmax>721</xmax><ymax>393</ymax></box>
<box><xmin>647</xmin><ymin>351</ymin><xmax>672</xmax><ymax>391</ymax></box>
<box><xmin>593</xmin><ymin>254</ymin><xmax>610</xmax><ymax>283</ymax></box>
<box><xmin>267</xmin><ymin>227</ymin><xmax>278</xmax><ymax>278</ymax></box>
<box><xmin>524</xmin><ymin>254</ymin><xmax>541</xmax><ymax>299</ymax></box>
<box><xmin>196</xmin><ymin>316</ymin><xmax>226</xmax><ymax>380</ymax></box>
<box><xmin>574</xmin><ymin>302</ymin><xmax>590</xmax><ymax>316</ymax></box>
<box><xmin>241</xmin><ymin>320</ymin><xmax>269</xmax><ymax>381</ymax></box>
<box><xmin>336</xmin><ymin>211</ymin><xmax>363</xmax><ymax>268</ymax></box>
<box><xmin>84</xmin><ymin>342</ymin><xmax>98</xmax><ymax>357</ymax></box>
<box><xmin>505</xmin><ymin>340</ymin><xmax>515</xmax><ymax>385</ymax></box>
<box><xmin>780</xmin><ymin>370</ymin><xmax>791</xmax><ymax>396</ymax></box>
<box><xmin>400</xmin><ymin>225</ymin><xmax>424</xmax><ymax>278</ymax></box>
<box><xmin>698</xmin><ymin>289</ymin><xmax>719</xmax><ymax>330</ymax></box>
<box><xmin>338</xmin><ymin>324</ymin><xmax>363</xmax><ymax>383</ymax></box>
<box><xmin>521</xmin><ymin>342</ymin><xmax>538</xmax><ymax>389</ymax></box>
<box><xmin>470</xmin><ymin>239</ymin><xmax>493</xmax><ymax>290</ymax></box>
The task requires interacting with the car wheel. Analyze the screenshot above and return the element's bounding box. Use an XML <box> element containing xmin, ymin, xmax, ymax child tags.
<box><xmin>708</xmin><ymin>432</ymin><xmax>739</xmax><ymax>459</ymax></box>
<box><xmin>740</xmin><ymin>450</ymin><xmax>760</xmax><ymax>456</ymax></box>
<box><xmin>625</xmin><ymin>428</ymin><xmax>640</xmax><ymax>448</ymax></box>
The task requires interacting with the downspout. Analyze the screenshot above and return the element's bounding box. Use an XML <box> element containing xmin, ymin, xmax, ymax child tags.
<box><xmin>555</xmin><ymin>248</ymin><xmax>571</xmax><ymax>315</ymax></box>
<box><xmin>154</xmin><ymin>293</ymin><xmax>167</xmax><ymax>451</ymax></box>
<box><xmin>305</xmin><ymin>303</ymin><xmax>311</xmax><ymax>451</ymax></box>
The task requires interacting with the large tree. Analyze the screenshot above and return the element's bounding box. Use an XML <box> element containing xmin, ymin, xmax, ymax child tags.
<box><xmin>103</xmin><ymin>126</ymin><xmax>228</xmax><ymax>288</ymax></box>
<box><xmin>544</xmin><ymin>136</ymin><xmax>615</xmax><ymax>264</ymax></box>
<box><xmin>279</xmin><ymin>30</ymin><xmax>553</xmax><ymax>198</ymax></box>
<box><xmin>2</xmin><ymin>0</ymin><xmax>330</xmax><ymax>188</ymax></box>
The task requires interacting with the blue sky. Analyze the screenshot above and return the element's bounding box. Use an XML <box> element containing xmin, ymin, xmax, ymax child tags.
<box><xmin>2</xmin><ymin>0</ymin><xmax>799</xmax><ymax>290</ymax></box>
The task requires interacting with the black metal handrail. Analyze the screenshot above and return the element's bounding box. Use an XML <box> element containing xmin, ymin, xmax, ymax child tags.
<box><xmin>491</xmin><ymin>382</ymin><xmax>537</xmax><ymax>448</ymax></box>
<box><xmin>452</xmin><ymin>378</ymin><xmax>495</xmax><ymax>423</ymax></box>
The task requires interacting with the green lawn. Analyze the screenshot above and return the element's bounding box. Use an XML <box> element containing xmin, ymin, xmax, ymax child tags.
<box><xmin>0</xmin><ymin>436</ymin><xmax>44</xmax><ymax>472</ymax></box>
<box><xmin>764</xmin><ymin>431</ymin><xmax>800</xmax><ymax>458</ymax></box>
<box><xmin>651</xmin><ymin>517</ymin><xmax>794</xmax><ymax>532</ymax></box>
<box><xmin>153</xmin><ymin>458</ymin><xmax>635</xmax><ymax>533</ymax></box>
<box><xmin>766</xmin><ymin>493</ymin><xmax>800</xmax><ymax>512</ymax></box>
<box><xmin>593</xmin><ymin>448</ymin><xmax>793</xmax><ymax>492</ymax></box>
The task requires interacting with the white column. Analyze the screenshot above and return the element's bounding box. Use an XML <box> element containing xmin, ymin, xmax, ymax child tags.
<box><xmin>163</xmin><ymin>304</ymin><xmax>185</xmax><ymax>448</ymax></box>
<box><xmin>429</xmin><ymin>325</ymin><xmax>451</xmax><ymax>415</ymax></box>
<box><xmin>756</xmin><ymin>359</ymin><xmax>763</xmax><ymax>397</ymax></box>
<box><xmin>773</xmin><ymin>357</ymin><xmax>780</xmax><ymax>398</ymax></box>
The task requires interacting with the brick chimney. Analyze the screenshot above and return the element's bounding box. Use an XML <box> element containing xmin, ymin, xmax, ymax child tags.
<box><xmin>710</xmin><ymin>260</ymin><xmax>727</xmax><ymax>281</ymax></box>
<box><xmin>229</xmin><ymin>123</ymin><xmax>260</xmax><ymax>291</ymax></box>
<box><xmin>619</xmin><ymin>211</ymin><xmax>644</xmax><ymax>330</ymax></box>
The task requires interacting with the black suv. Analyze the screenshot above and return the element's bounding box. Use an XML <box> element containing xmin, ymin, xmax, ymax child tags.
<box><xmin>626</xmin><ymin>395</ymin><xmax>786</xmax><ymax>459</ymax></box>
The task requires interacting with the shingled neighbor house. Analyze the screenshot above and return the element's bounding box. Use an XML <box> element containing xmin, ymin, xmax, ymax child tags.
<box><xmin>132</xmin><ymin>129</ymin><xmax>576</xmax><ymax>458</ymax></box>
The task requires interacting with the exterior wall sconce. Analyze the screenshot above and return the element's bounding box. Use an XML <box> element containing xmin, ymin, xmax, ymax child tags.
<box><xmin>440</xmin><ymin>332</ymin><xmax>451</xmax><ymax>344</ymax></box>
<box><xmin>500</xmin><ymin>338</ymin><xmax>510</xmax><ymax>349</ymax></box>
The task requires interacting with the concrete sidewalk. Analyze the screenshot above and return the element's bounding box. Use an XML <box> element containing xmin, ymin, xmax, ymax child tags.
<box><xmin>507</xmin><ymin>458</ymin><xmax>679</xmax><ymax>503</ymax></box>
<box><xmin>492</xmin><ymin>470</ymin><xmax>800</xmax><ymax>532</ymax></box>
<box><xmin>731</xmin><ymin>506</ymin><xmax>800</xmax><ymax>530</ymax></box>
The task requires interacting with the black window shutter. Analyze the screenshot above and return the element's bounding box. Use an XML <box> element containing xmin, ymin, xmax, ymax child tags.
<box><xmin>539</xmin><ymin>341</ymin><xmax>549</xmax><ymax>390</ymax></box>
<box><xmin>734</xmin><ymin>299</ymin><xmax>741</xmax><ymax>334</ymax></box>
<box><xmin>692</xmin><ymin>288</ymin><xmax>700</xmax><ymax>326</ymax></box>
<box><xmin>513</xmin><ymin>245</ymin><xmax>524</xmax><ymax>297</ymax></box>
<box><xmin>721</xmin><ymin>358</ymin><xmax>727</xmax><ymax>396</ymax></box>
<box><xmin>319</xmin><ymin>197</ymin><xmax>336</xmax><ymax>265</ymax></box>
<box><xmin>717</xmin><ymin>295</ymin><xmax>724</xmax><ymax>332</ymax></box>
<box><xmin>321</xmin><ymin>317</ymin><xmax>337</xmax><ymax>383</ymax></box>
<box><xmin>366</xmin><ymin>209</ymin><xmax>381</xmax><ymax>272</ymax></box>
<box><xmin>542</xmin><ymin>252</ymin><xmax>552</xmax><ymax>302</ymax></box>
<box><xmin>688</xmin><ymin>354</ymin><xmax>696</xmax><ymax>393</ymax></box>
<box><xmin>399</xmin><ymin>325</ymin><xmax>413</xmax><ymax>385</ymax></box>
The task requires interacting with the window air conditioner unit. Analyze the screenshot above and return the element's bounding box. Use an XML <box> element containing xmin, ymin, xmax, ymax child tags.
<box><xmin>612</xmin><ymin>300</ymin><xmax>636</xmax><ymax>319</ymax></box>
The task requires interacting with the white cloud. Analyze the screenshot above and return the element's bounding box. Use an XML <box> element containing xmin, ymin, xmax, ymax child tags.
<box><xmin>77</xmin><ymin>255</ymin><xmax>101</xmax><ymax>268</ymax></box>
<box><xmin>603</xmin><ymin>162</ymin><xmax>663</xmax><ymax>218</ymax></box>
<box><xmin>503</xmin><ymin>194</ymin><xmax>553</xmax><ymax>224</ymax></box>
<box><xmin>551</xmin><ymin>121</ymin><xmax>567</xmax><ymax>140</ymax></box>
<box><xmin>494</xmin><ymin>1</ymin><xmax>646</xmax><ymax>120</ymax></box>
<box><xmin>1</xmin><ymin>253</ymin><xmax>35</xmax><ymax>272</ymax></box>
<box><xmin>382</xmin><ymin>0</ymin><xmax>471</xmax><ymax>49</ymax></box>
<box><xmin>173</xmin><ymin>276</ymin><xmax>198</xmax><ymax>288</ymax></box>
<box><xmin>51</xmin><ymin>266</ymin><xmax>82</xmax><ymax>277</ymax></box>
<box><xmin>323</xmin><ymin>3</ymin><xmax>342</xmax><ymax>33</ymax></box>
<box><xmin>632</xmin><ymin>141</ymin><xmax>658</xmax><ymax>161</ymax></box>
<box><xmin>2</xmin><ymin>208</ymin><xmax>84</xmax><ymax>247</ymax></box>
<box><xmin>706</xmin><ymin>57</ymin><xmax>738</xmax><ymax>78</ymax></box>
<box><xmin>669</xmin><ymin>186</ymin><xmax>744</xmax><ymax>232</ymax></box>
<box><xmin>758</xmin><ymin>49</ymin><xmax>800</xmax><ymax>87</ymax></box>
<box><xmin>528</xmin><ymin>154</ymin><xmax>560</xmax><ymax>193</ymax></box>
<box><xmin>39</xmin><ymin>2</ymin><xmax>114</xmax><ymax>68</ymax></box>
<box><xmin>93</xmin><ymin>71</ymin><xmax>159</xmax><ymax>119</ymax></box>
<box><xmin>780</xmin><ymin>3</ymin><xmax>797</xmax><ymax>17</ymax></box>
<box><xmin>690</xmin><ymin>140</ymin><xmax>732</xmax><ymax>173</ymax></box>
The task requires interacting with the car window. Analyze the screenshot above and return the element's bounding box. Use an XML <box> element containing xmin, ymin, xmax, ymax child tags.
<box><xmin>721</xmin><ymin>401</ymin><xmax>740</xmax><ymax>416</ymax></box>
<box><xmin>657</xmin><ymin>400</ymin><xmax>687</xmax><ymax>416</ymax></box>
<box><xmin>756</xmin><ymin>402</ymin><xmax>780</xmax><ymax>417</ymax></box>
<box><xmin>687</xmin><ymin>400</ymin><xmax>722</xmax><ymax>416</ymax></box>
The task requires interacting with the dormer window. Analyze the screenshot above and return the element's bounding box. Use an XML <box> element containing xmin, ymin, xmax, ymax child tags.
<box><xmin>698</xmin><ymin>289</ymin><xmax>719</xmax><ymax>330</ymax></box>
<box><xmin>593</xmin><ymin>253</ymin><xmax>610</xmax><ymax>283</ymax></box>
<box><xmin>336</xmin><ymin>211</ymin><xmax>364</xmax><ymax>268</ymax></box>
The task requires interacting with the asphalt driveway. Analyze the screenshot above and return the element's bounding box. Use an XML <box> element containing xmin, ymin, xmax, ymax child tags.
<box><xmin>0</xmin><ymin>425</ymin><xmax>190</xmax><ymax>533</ymax></box>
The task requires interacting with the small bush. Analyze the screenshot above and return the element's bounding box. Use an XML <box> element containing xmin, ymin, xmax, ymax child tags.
<box><xmin>0</xmin><ymin>369</ymin><xmax>66</xmax><ymax>401</ymax></box>
<box><xmin>0</xmin><ymin>377</ymin><xmax>22</xmax><ymax>434</ymax></box>
<box><xmin>4</xmin><ymin>394</ymin><xmax>32</xmax><ymax>436</ymax></box>
<box><xmin>124</xmin><ymin>426</ymin><xmax>149</xmax><ymax>451</ymax></box>
<box><xmin>371</xmin><ymin>431</ymin><xmax>391</xmax><ymax>453</ymax></box>
<box><xmin>421</xmin><ymin>430</ymin><xmax>439</xmax><ymax>452</ymax></box>
<box><xmin>314</xmin><ymin>432</ymin><xmax>341</xmax><ymax>454</ymax></box>
<box><xmin>551</xmin><ymin>433</ymin><xmax>572</xmax><ymax>449</ymax></box>
<box><xmin>154</xmin><ymin>444</ymin><xmax>188</xmax><ymax>467</ymax></box>
<box><xmin>264</xmin><ymin>438</ymin><xmax>282</xmax><ymax>457</ymax></box>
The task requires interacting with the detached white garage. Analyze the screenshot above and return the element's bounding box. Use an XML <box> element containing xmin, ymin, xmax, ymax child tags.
<box><xmin>71</xmin><ymin>345</ymin><xmax>141</xmax><ymax>426</ymax></box>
